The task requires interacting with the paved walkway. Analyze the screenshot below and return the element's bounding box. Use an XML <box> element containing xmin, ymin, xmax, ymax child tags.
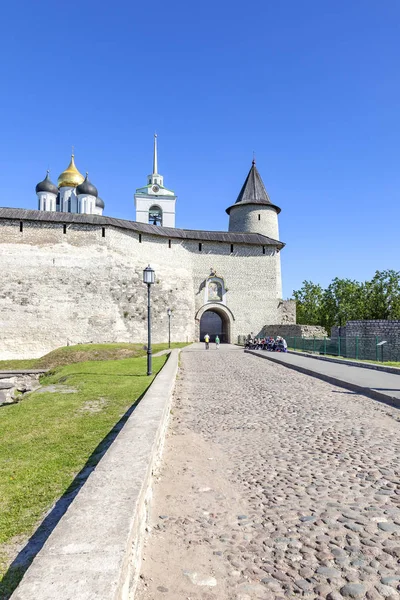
<box><xmin>245</xmin><ymin>349</ymin><xmax>400</xmax><ymax>406</ymax></box>
<box><xmin>136</xmin><ymin>344</ymin><xmax>400</xmax><ymax>600</ymax></box>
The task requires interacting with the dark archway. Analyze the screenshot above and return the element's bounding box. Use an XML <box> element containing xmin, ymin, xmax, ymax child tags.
<box><xmin>199</xmin><ymin>309</ymin><xmax>230</xmax><ymax>343</ymax></box>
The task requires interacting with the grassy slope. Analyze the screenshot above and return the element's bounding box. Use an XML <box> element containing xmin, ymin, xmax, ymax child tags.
<box><xmin>0</xmin><ymin>352</ymin><xmax>169</xmax><ymax>592</ymax></box>
<box><xmin>0</xmin><ymin>342</ymin><xmax>187</xmax><ymax>371</ymax></box>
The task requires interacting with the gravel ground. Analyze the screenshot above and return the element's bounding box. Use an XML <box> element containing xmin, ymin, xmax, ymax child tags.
<box><xmin>136</xmin><ymin>345</ymin><xmax>400</xmax><ymax>600</ymax></box>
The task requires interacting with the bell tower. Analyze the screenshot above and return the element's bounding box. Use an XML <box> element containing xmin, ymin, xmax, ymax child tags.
<box><xmin>134</xmin><ymin>135</ymin><xmax>177</xmax><ymax>227</ymax></box>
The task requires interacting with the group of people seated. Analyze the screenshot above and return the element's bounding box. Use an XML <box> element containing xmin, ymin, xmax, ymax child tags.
<box><xmin>245</xmin><ymin>335</ymin><xmax>288</xmax><ymax>352</ymax></box>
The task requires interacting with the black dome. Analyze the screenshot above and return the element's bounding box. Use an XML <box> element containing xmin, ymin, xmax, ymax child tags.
<box><xmin>96</xmin><ymin>197</ymin><xmax>105</xmax><ymax>209</ymax></box>
<box><xmin>35</xmin><ymin>171</ymin><xmax>58</xmax><ymax>195</ymax></box>
<box><xmin>76</xmin><ymin>173</ymin><xmax>98</xmax><ymax>197</ymax></box>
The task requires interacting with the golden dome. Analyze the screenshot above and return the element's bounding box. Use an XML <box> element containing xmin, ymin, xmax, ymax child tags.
<box><xmin>58</xmin><ymin>155</ymin><xmax>85</xmax><ymax>188</ymax></box>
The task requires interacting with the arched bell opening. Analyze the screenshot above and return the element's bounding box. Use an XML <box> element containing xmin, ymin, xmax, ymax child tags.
<box><xmin>149</xmin><ymin>205</ymin><xmax>163</xmax><ymax>226</ymax></box>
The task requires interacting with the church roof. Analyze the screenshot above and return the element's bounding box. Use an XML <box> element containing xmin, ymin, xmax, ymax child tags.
<box><xmin>226</xmin><ymin>161</ymin><xmax>281</xmax><ymax>215</ymax></box>
<box><xmin>35</xmin><ymin>171</ymin><xmax>58</xmax><ymax>195</ymax></box>
<box><xmin>76</xmin><ymin>173</ymin><xmax>98</xmax><ymax>198</ymax></box>
<box><xmin>0</xmin><ymin>208</ymin><xmax>284</xmax><ymax>248</ymax></box>
<box><xmin>58</xmin><ymin>155</ymin><xmax>85</xmax><ymax>188</ymax></box>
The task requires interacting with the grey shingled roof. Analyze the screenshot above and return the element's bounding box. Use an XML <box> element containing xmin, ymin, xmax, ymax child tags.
<box><xmin>226</xmin><ymin>162</ymin><xmax>281</xmax><ymax>215</ymax></box>
<box><xmin>0</xmin><ymin>208</ymin><xmax>284</xmax><ymax>248</ymax></box>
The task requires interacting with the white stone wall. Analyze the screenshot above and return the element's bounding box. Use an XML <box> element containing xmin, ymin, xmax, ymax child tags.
<box><xmin>228</xmin><ymin>204</ymin><xmax>279</xmax><ymax>240</ymax></box>
<box><xmin>0</xmin><ymin>219</ymin><xmax>283</xmax><ymax>359</ymax></box>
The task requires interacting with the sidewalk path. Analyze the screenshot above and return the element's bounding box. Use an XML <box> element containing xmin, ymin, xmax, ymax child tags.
<box><xmin>245</xmin><ymin>349</ymin><xmax>400</xmax><ymax>407</ymax></box>
<box><xmin>135</xmin><ymin>344</ymin><xmax>400</xmax><ymax>600</ymax></box>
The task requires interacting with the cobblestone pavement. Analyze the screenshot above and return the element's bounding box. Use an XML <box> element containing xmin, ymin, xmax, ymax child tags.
<box><xmin>136</xmin><ymin>346</ymin><xmax>400</xmax><ymax>600</ymax></box>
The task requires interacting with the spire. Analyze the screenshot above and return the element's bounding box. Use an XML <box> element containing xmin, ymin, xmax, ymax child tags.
<box><xmin>153</xmin><ymin>133</ymin><xmax>158</xmax><ymax>174</ymax></box>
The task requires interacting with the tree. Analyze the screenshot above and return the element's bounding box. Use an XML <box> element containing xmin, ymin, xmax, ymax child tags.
<box><xmin>292</xmin><ymin>281</ymin><xmax>324</xmax><ymax>325</ymax></box>
<box><xmin>322</xmin><ymin>278</ymin><xmax>367</xmax><ymax>328</ymax></box>
<box><xmin>364</xmin><ymin>270</ymin><xmax>400</xmax><ymax>319</ymax></box>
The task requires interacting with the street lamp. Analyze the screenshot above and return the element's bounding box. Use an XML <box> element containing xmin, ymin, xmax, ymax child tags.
<box><xmin>143</xmin><ymin>265</ymin><xmax>155</xmax><ymax>375</ymax></box>
<box><xmin>167</xmin><ymin>308</ymin><xmax>172</xmax><ymax>349</ymax></box>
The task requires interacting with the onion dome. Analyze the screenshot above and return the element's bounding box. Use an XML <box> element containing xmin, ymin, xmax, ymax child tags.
<box><xmin>58</xmin><ymin>154</ymin><xmax>85</xmax><ymax>188</ymax></box>
<box><xmin>76</xmin><ymin>172</ymin><xmax>98</xmax><ymax>197</ymax></box>
<box><xmin>35</xmin><ymin>170</ymin><xmax>58</xmax><ymax>195</ymax></box>
<box><xmin>96</xmin><ymin>197</ymin><xmax>105</xmax><ymax>209</ymax></box>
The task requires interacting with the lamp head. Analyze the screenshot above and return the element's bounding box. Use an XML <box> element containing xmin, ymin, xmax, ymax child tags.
<box><xmin>143</xmin><ymin>265</ymin><xmax>155</xmax><ymax>284</ymax></box>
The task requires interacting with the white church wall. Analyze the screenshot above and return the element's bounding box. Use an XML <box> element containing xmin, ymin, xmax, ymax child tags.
<box><xmin>37</xmin><ymin>192</ymin><xmax>57</xmax><ymax>212</ymax></box>
<box><xmin>59</xmin><ymin>187</ymin><xmax>78</xmax><ymax>213</ymax></box>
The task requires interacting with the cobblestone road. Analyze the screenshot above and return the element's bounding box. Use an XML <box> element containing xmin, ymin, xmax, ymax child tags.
<box><xmin>136</xmin><ymin>346</ymin><xmax>400</xmax><ymax>600</ymax></box>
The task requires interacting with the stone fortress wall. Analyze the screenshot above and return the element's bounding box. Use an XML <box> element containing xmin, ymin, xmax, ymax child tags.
<box><xmin>0</xmin><ymin>211</ymin><xmax>292</xmax><ymax>359</ymax></box>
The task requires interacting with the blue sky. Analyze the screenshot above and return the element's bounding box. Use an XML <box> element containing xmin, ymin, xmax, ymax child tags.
<box><xmin>0</xmin><ymin>0</ymin><xmax>399</xmax><ymax>298</ymax></box>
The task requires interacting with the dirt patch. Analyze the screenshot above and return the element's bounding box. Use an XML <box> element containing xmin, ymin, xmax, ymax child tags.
<box><xmin>78</xmin><ymin>397</ymin><xmax>108</xmax><ymax>413</ymax></box>
<box><xmin>39</xmin><ymin>385</ymin><xmax>78</xmax><ymax>394</ymax></box>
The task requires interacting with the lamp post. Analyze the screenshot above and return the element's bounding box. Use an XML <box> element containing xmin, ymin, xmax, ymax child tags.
<box><xmin>167</xmin><ymin>308</ymin><xmax>172</xmax><ymax>349</ymax></box>
<box><xmin>143</xmin><ymin>265</ymin><xmax>155</xmax><ymax>375</ymax></box>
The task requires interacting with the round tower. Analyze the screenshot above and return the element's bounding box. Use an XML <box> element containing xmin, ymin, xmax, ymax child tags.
<box><xmin>35</xmin><ymin>171</ymin><xmax>58</xmax><ymax>211</ymax></box>
<box><xmin>226</xmin><ymin>160</ymin><xmax>281</xmax><ymax>240</ymax></box>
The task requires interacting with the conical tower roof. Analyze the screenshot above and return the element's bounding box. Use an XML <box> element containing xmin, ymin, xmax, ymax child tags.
<box><xmin>226</xmin><ymin>161</ymin><xmax>281</xmax><ymax>215</ymax></box>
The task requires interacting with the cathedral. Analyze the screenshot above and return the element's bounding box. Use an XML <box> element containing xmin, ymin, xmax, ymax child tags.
<box><xmin>35</xmin><ymin>157</ymin><xmax>105</xmax><ymax>215</ymax></box>
<box><xmin>0</xmin><ymin>136</ymin><xmax>293</xmax><ymax>359</ymax></box>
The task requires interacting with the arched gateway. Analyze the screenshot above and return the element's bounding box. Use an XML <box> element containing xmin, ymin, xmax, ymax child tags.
<box><xmin>196</xmin><ymin>304</ymin><xmax>234</xmax><ymax>344</ymax></box>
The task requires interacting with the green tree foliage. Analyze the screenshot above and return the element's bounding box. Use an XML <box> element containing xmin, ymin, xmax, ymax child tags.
<box><xmin>292</xmin><ymin>281</ymin><xmax>324</xmax><ymax>325</ymax></box>
<box><xmin>292</xmin><ymin>270</ymin><xmax>400</xmax><ymax>328</ymax></box>
<box><xmin>365</xmin><ymin>270</ymin><xmax>400</xmax><ymax>319</ymax></box>
<box><xmin>322</xmin><ymin>278</ymin><xmax>367</xmax><ymax>327</ymax></box>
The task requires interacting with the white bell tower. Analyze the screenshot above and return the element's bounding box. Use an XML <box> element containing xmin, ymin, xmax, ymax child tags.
<box><xmin>134</xmin><ymin>135</ymin><xmax>177</xmax><ymax>228</ymax></box>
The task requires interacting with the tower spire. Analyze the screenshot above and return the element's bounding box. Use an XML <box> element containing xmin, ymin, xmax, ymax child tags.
<box><xmin>153</xmin><ymin>133</ymin><xmax>158</xmax><ymax>174</ymax></box>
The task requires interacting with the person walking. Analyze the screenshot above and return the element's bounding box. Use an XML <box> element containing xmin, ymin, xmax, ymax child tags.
<box><xmin>215</xmin><ymin>335</ymin><xmax>220</xmax><ymax>349</ymax></box>
<box><xmin>204</xmin><ymin>333</ymin><xmax>210</xmax><ymax>350</ymax></box>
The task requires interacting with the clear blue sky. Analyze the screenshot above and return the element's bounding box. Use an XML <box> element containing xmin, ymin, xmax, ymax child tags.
<box><xmin>0</xmin><ymin>0</ymin><xmax>399</xmax><ymax>298</ymax></box>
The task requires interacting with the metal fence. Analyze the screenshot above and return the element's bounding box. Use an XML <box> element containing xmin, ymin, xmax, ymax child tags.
<box><xmin>286</xmin><ymin>336</ymin><xmax>400</xmax><ymax>363</ymax></box>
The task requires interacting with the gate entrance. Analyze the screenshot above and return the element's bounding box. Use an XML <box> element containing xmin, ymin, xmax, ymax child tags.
<box><xmin>199</xmin><ymin>309</ymin><xmax>229</xmax><ymax>343</ymax></box>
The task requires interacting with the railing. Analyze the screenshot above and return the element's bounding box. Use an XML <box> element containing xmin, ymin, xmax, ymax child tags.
<box><xmin>286</xmin><ymin>336</ymin><xmax>400</xmax><ymax>363</ymax></box>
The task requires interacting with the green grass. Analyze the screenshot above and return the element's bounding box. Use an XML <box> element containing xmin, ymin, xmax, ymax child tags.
<box><xmin>0</xmin><ymin>351</ymin><xmax>171</xmax><ymax>595</ymax></box>
<box><xmin>0</xmin><ymin>342</ymin><xmax>188</xmax><ymax>371</ymax></box>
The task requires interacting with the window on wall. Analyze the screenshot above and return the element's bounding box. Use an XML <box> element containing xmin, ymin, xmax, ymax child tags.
<box><xmin>168</xmin><ymin>239</ymin><xmax>171</xmax><ymax>248</ymax></box>
<box><xmin>258</xmin><ymin>214</ymin><xmax>261</xmax><ymax>221</ymax></box>
<box><xmin>63</xmin><ymin>224</ymin><xmax>67</xmax><ymax>234</ymax></box>
<box><xmin>43</xmin><ymin>199</ymin><xmax>46</xmax><ymax>211</ymax></box>
<box><xmin>139</xmin><ymin>233</ymin><xmax>142</xmax><ymax>243</ymax></box>
<box><xmin>199</xmin><ymin>243</ymin><xmax>202</xmax><ymax>252</ymax></box>
<box><xmin>102</xmin><ymin>227</ymin><xmax>106</xmax><ymax>238</ymax></box>
<box><xmin>263</xmin><ymin>246</ymin><xmax>266</xmax><ymax>254</ymax></box>
<box><xmin>148</xmin><ymin>205</ymin><xmax>162</xmax><ymax>226</ymax></box>
<box><xmin>20</xmin><ymin>221</ymin><xmax>23</xmax><ymax>232</ymax></box>
<box><xmin>230</xmin><ymin>244</ymin><xmax>234</xmax><ymax>253</ymax></box>
<box><xmin>68</xmin><ymin>198</ymin><xmax>71</xmax><ymax>213</ymax></box>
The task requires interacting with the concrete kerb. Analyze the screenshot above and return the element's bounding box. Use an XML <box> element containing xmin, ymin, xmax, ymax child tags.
<box><xmin>11</xmin><ymin>349</ymin><xmax>180</xmax><ymax>600</ymax></box>
<box><xmin>245</xmin><ymin>349</ymin><xmax>400</xmax><ymax>409</ymax></box>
